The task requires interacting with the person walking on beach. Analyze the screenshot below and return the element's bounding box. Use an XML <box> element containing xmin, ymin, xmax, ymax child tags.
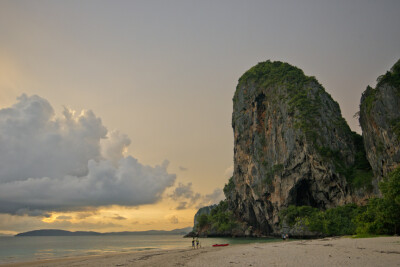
<box><xmin>196</xmin><ymin>237</ymin><xmax>199</xmax><ymax>249</ymax></box>
<box><xmin>192</xmin><ymin>238</ymin><xmax>195</xmax><ymax>249</ymax></box>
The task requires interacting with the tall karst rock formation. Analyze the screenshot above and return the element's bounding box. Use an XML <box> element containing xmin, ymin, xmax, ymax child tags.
<box><xmin>226</xmin><ymin>61</ymin><xmax>372</xmax><ymax>235</ymax></box>
<box><xmin>359</xmin><ymin>59</ymin><xmax>400</xmax><ymax>191</ymax></box>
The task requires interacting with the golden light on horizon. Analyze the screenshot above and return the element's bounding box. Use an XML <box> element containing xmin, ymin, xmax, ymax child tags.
<box><xmin>37</xmin><ymin>201</ymin><xmax>196</xmax><ymax>233</ymax></box>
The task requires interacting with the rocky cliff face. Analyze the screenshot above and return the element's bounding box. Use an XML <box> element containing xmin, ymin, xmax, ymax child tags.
<box><xmin>359</xmin><ymin>59</ymin><xmax>400</xmax><ymax>192</ymax></box>
<box><xmin>226</xmin><ymin>61</ymin><xmax>372</xmax><ymax>235</ymax></box>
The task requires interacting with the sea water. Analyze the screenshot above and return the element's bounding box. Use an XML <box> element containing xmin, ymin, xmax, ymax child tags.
<box><xmin>0</xmin><ymin>235</ymin><xmax>279</xmax><ymax>264</ymax></box>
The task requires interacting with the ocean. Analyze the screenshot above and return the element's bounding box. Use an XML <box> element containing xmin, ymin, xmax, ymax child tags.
<box><xmin>0</xmin><ymin>235</ymin><xmax>279</xmax><ymax>264</ymax></box>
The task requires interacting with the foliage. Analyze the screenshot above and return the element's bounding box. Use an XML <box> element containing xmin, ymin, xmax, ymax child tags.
<box><xmin>347</xmin><ymin>132</ymin><xmax>374</xmax><ymax>190</ymax></box>
<box><xmin>350</xmin><ymin>169</ymin><xmax>373</xmax><ymax>190</ymax></box>
<box><xmin>197</xmin><ymin>214</ymin><xmax>209</xmax><ymax>229</ymax></box>
<box><xmin>362</xmin><ymin>59</ymin><xmax>400</xmax><ymax>116</ymax></box>
<box><xmin>322</xmin><ymin>204</ymin><xmax>362</xmax><ymax>235</ymax></box>
<box><xmin>390</xmin><ymin>118</ymin><xmax>400</xmax><ymax>141</ymax></box>
<box><xmin>195</xmin><ymin>200</ymin><xmax>238</xmax><ymax>233</ymax></box>
<box><xmin>223</xmin><ymin>176</ymin><xmax>235</xmax><ymax>198</ymax></box>
<box><xmin>377</xmin><ymin>59</ymin><xmax>400</xmax><ymax>88</ymax></box>
<box><xmin>361</xmin><ymin>86</ymin><xmax>377</xmax><ymax>115</ymax></box>
<box><xmin>279</xmin><ymin>205</ymin><xmax>319</xmax><ymax>227</ymax></box>
<box><xmin>237</xmin><ymin>60</ymin><xmax>316</xmax><ymax>89</ymax></box>
<box><xmin>316</xmin><ymin>132</ymin><xmax>373</xmax><ymax>191</ymax></box>
<box><xmin>355</xmin><ymin>167</ymin><xmax>400</xmax><ymax>235</ymax></box>
<box><xmin>236</xmin><ymin>60</ymin><xmax>331</xmax><ymax>144</ymax></box>
<box><xmin>380</xmin><ymin>167</ymin><xmax>400</xmax><ymax>205</ymax></box>
<box><xmin>279</xmin><ymin>167</ymin><xmax>400</xmax><ymax>236</ymax></box>
<box><xmin>209</xmin><ymin>201</ymin><xmax>237</xmax><ymax>232</ymax></box>
<box><xmin>354</xmin><ymin>198</ymin><xmax>390</xmax><ymax>235</ymax></box>
<box><xmin>279</xmin><ymin>204</ymin><xmax>361</xmax><ymax>236</ymax></box>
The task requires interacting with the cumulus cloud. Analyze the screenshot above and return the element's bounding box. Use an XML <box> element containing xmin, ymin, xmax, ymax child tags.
<box><xmin>170</xmin><ymin>182</ymin><xmax>201</xmax><ymax>203</ymax></box>
<box><xmin>170</xmin><ymin>183</ymin><xmax>224</xmax><ymax>210</ymax></box>
<box><xmin>0</xmin><ymin>94</ymin><xmax>176</xmax><ymax>215</ymax></box>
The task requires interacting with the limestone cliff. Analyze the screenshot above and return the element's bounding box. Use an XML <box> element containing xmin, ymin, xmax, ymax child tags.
<box><xmin>359</xmin><ymin>59</ymin><xmax>400</xmax><ymax>191</ymax></box>
<box><xmin>226</xmin><ymin>61</ymin><xmax>372</xmax><ymax>235</ymax></box>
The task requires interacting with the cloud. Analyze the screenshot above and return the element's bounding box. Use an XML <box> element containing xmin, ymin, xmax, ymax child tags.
<box><xmin>199</xmin><ymin>188</ymin><xmax>224</xmax><ymax>207</ymax></box>
<box><xmin>168</xmin><ymin>215</ymin><xmax>179</xmax><ymax>224</ymax></box>
<box><xmin>111</xmin><ymin>215</ymin><xmax>127</xmax><ymax>221</ymax></box>
<box><xmin>176</xmin><ymin>202</ymin><xmax>188</xmax><ymax>210</ymax></box>
<box><xmin>170</xmin><ymin>182</ymin><xmax>201</xmax><ymax>203</ymax></box>
<box><xmin>75</xmin><ymin>211</ymin><xmax>97</xmax><ymax>220</ymax></box>
<box><xmin>179</xmin><ymin>166</ymin><xmax>188</xmax><ymax>171</ymax></box>
<box><xmin>170</xmin><ymin>183</ymin><xmax>224</xmax><ymax>210</ymax></box>
<box><xmin>56</xmin><ymin>215</ymin><xmax>72</xmax><ymax>221</ymax></box>
<box><xmin>14</xmin><ymin>209</ymin><xmax>51</xmax><ymax>217</ymax></box>
<box><xmin>0</xmin><ymin>94</ymin><xmax>176</xmax><ymax>215</ymax></box>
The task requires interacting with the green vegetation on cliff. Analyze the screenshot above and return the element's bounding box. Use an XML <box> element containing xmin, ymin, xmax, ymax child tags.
<box><xmin>361</xmin><ymin>86</ymin><xmax>377</xmax><ymax>115</ymax></box>
<box><xmin>317</xmin><ymin>132</ymin><xmax>373</xmax><ymax>191</ymax></box>
<box><xmin>237</xmin><ymin>60</ymin><xmax>316</xmax><ymax>90</ymax></box>
<box><xmin>361</xmin><ymin>59</ymin><xmax>400</xmax><ymax>116</ymax></box>
<box><xmin>392</xmin><ymin>118</ymin><xmax>400</xmax><ymax>141</ymax></box>
<box><xmin>194</xmin><ymin>201</ymin><xmax>238</xmax><ymax>234</ymax></box>
<box><xmin>377</xmin><ymin>59</ymin><xmax>400</xmax><ymax>88</ymax></box>
<box><xmin>280</xmin><ymin>167</ymin><xmax>400</xmax><ymax>236</ymax></box>
<box><xmin>223</xmin><ymin>176</ymin><xmax>235</xmax><ymax>198</ymax></box>
<box><xmin>235</xmin><ymin>60</ymin><xmax>348</xmax><ymax>146</ymax></box>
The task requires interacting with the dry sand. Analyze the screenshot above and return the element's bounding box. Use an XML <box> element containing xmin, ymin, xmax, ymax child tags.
<box><xmin>2</xmin><ymin>236</ymin><xmax>400</xmax><ymax>267</ymax></box>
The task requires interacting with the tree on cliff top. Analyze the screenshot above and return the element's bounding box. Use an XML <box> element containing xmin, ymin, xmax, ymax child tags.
<box><xmin>377</xmin><ymin>59</ymin><xmax>400</xmax><ymax>88</ymax></box>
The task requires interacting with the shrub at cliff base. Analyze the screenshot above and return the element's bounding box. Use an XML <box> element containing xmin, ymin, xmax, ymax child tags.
<box><xmin>194</xmin><ymin>200</ymin><xmax>238</xmax><ymax>235</ymax></box>
<box><xmin>356</xmin><ymin>166</ymin><xmax>400</xmax><ymax>235</ymax></box>
<box><xmin>279</xmin><ymin>166</ymin><xmax>400</xmax><ymax>236</ymax></box>
<box><xmin>279</xmin><ymin>204</ymin><xmax>361</xmax><ymax>236</ymax></box>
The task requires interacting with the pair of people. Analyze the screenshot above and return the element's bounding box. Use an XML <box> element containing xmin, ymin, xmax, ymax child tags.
<box><xmin>282</xmin><ymin>233</ymin><xmax>289</xmax><ymax>240</ymax></box>
<box><xmin>192</xmin><ymin>237</ymin><xmax>200</xmax><ymax>249</ymax></box>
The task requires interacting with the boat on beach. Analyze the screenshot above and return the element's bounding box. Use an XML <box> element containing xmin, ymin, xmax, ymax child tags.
<box><xmin>212</xmin><ymin>244</ymin><xmax>229</xmax><ymax>247</ymax></box>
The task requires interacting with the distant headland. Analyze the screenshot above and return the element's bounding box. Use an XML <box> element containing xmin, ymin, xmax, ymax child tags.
<box><xmin>15</xmin><ymin>227</ymin><xmax>192</xmax><ymax>237</ymax></box>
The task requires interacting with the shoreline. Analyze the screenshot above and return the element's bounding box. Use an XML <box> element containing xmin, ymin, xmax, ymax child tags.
<box><xmin>1</xmin><ymin>236</ymin><xmax>400</xmax><ymax>266</ymax></box>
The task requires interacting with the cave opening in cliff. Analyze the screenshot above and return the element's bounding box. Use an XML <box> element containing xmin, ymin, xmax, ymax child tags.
<box><xmin>288</xmin><ymin>179</ymin><xmax>318</xmax><ymax>207</ymax></box>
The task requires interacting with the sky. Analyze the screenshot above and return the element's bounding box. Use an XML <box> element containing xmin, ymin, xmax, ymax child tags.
<box><xmin>0</xmin><ymin>0</ymin><xmax>399</xmax><ymax>235</ymax></box>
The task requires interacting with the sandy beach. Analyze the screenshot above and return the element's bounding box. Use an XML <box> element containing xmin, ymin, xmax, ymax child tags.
<box><xmin>2</xmin><ymin>236</ymin><xmax>399</xmax><ymax>267</ymax></box>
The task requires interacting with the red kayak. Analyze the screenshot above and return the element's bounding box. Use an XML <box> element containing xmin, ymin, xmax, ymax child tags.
<box><xmin>212</xmin><ymin>244</ymin><xmax>229</xmax><ymax>247</ymax></box>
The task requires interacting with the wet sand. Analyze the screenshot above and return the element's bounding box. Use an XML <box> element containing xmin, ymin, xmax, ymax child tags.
<box><xmin>2</xmin><ymin>236</ymin><xmax>400</xmax><ymax>267</ymax></box>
